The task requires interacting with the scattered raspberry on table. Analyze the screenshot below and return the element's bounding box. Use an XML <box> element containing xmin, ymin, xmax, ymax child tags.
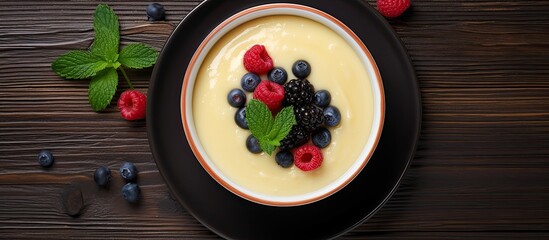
<box><xmin>376</xmin><ymin>0</ymin><xmax>411</xmax><ymax>18</ymax></box>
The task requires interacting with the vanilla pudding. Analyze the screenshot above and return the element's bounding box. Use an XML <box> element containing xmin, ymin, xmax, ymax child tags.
<box><xmin>183</xmin><ymin>5</ymin><xmax>383</xmax><ymax>206</ymax></box>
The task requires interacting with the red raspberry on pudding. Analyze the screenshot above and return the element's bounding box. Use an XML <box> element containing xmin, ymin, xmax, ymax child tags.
<box><xmin>243</xmin><ymin>44</ymin><xmax>274</xmax><ymax>74</ymax></box>
<box><xmin>253</xmin><ymin>80</ymin><xmax>285</xmax><ymax>113</ymax></box>
<box><xmin>293</xmin><ymin>144</ymin><xmax>323</xmax><ymax>171</ymax></box>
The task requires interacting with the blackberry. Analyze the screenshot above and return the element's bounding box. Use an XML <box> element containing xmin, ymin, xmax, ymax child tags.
<box><xmin>282</xmin><ymin>79</ymin><xmax>314</xmax><ymax>107</ymax></box>
<box><xmin>295</xmin><ymin>104</ymin><xmax>325</xmax><ymax>132</ymax></box>
<box><xmin>279</xmin><ymin>125</ymin><xmax>309</xmax><ymax>151</ymax></box>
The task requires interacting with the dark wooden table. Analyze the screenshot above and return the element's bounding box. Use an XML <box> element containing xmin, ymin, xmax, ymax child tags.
<box><xmin>1</xmin><ymin>0</ymin><xmax>548</xmax><ymax>239</ymax></box>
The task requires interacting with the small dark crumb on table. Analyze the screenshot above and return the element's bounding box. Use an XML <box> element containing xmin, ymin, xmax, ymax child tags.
<box><xmin>62</xmin><ymin>186</ymin><xmax>84</xmax><ymax>217</ymax></box>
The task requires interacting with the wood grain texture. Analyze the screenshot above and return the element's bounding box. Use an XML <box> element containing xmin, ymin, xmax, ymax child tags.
<box><xmin>0</xmin><ymin>0</ymin><xmax>548</xmax><ymax>239</ymax></box>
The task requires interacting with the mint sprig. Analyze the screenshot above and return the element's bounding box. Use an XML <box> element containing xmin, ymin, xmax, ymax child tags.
<box><xmin>51</xmin><ymin>4</ymin><xmax>159</xmax><ymax>111</ymax></box>
<box><xmin>246</xmin><ymin>99</ymin><xmax>296</xmax><ymax>155</ymax></box>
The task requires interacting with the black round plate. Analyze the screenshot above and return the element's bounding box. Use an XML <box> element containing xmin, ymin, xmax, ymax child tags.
<box><xmin>147</xmin><ymin>0</ymin><xmax>421</xmax><ymax>239</ymax></box>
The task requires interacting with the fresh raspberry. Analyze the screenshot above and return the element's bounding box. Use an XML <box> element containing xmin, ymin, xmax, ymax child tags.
<box><xmin>293</xmin><ymin>144</ymin><xmax>323</xmax><ymax>171</ymax></box>
<box><xmin>243</xmin><ymin>44</ymin><xmax>274</xmax><ymax>74</ymax></box>
<box><xmin>118</xmin><ymin>90</ymin><xmax>147</xmax><ymax>120</ymax></box>
<box><xmin>253</xmin><ymin>80</ymin><xmax>285</xmax><ymax>113</ymax></box>
<box><xmin>377</xmin><ymin>0</ymin><xmax>411</xmax><ymax>18</ymax></box>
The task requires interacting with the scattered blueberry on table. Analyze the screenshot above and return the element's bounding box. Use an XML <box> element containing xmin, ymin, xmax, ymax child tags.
<box><xmin>37</xmin><ymin>150</ymin><xmax>54</xmax><ymax>167</ymax></box>
<box><xmin>120</xmin><ymin>162</ymin><xmax>138</xmax><ymax>182</ymax></box>
<box><xmin>94</xmin><ymin>166</ymin><xmax>112</xmax><ymax>187</ymax></box>
<box><xmin>146</xmin><ymin>3</ymin><xmax>165</xmax><ymax>21</ymax></box>
<box><xmin>122</xmin><ymin>183</ymin><xmax>141</xmax><ymax>203</ymax></box>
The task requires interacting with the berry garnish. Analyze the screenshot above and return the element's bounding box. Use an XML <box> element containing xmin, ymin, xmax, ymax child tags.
<box><xmin>37</xmin><ymin>150</ymin><xmax>54</xmax><ymax>167</ymax></box>
<box><xmin>268</xmin><ymin>67</ymin><xmax>288</xmax><ymax>85</ymax></box>
<box><xmin>293</xmin><ymin>145</ymin><xmax>323</xmax><ymax>171</ymax></box>
<box><xmin>253</xmin><ymin>80</ymin><xmax>285</xmax><ymax>113</ymax></box>
<box><xmin>245</xmin><ymin>100</ymin><xmax>296</xmax><ymax>155</ymax></box>
<box><xmin>146</xmin><ymin>3</ymin><xmax>166</xmax><ymax>21</ymax></box>
<box><xmin>94</xmin><ymin>166</ymin><xmax>112</xmax><ymax>187</ymax></box>
<box><xmin>122</xmin><ymin>183</ymin><xmax>140</xmax><ymax>203</ymax></box>
<box><xmin>312</xmin><ymin>128</ymin><xmax>332</xmax><ymax>148</ymax></box>
<box><xmin>295</xmin><ymin>104</ymin><xmax>325</xmax><ymax>132</ymax></box>
<box><xmin>118</xmin><ymin>90</ymin><xmax>147</xmax><ymax>121</ymax></box>
<box><xmin>246</xmin><ymin>135</ymin><xmax>262</xmax><ymax>153</ymax></box>
<box><xmin>227</xmin><ymin>88</ymin><xmax>247</xmax><ymax>108</ymax></box>
<box><xmin>243</xmin><ymin>44</ymin><xmax>273</xmax><ymax>74</ymax></box>
<box><xmin>323</xmin><ymin>106</ymin><xmax>342</xmax><ymax>127</ymax></box>
<box><xmin>314</xmin><ymin>90</ymin><xmax>331</xmax><ymax>108</ymax></box>
<box><xmin>119</xmin><ymin>162</ymin><xmax>138</xmax><ymax>182</ymax></box>
<box><xmin>279</xmin><ymin>125</ymin><xmax>309</xmax><ymax>151</ymax></box>
<box><xmin>235</xmin><ymin>107</ymin><xmax>248</xmax><ymax>129</ymax></box>
<box><xmin>376</xmin><ymin>0</ymin><xmax>411</xmax><ymax>18</ymax></box>
<box><xmin>275</xmin><ymin>151</ymin><xmax>294</xmax><ymax>168</ymax></box>
<box><xmin>282</xmin><ymin>78</ymin><xmax>315</xmax><ymax>107</ymax></box>
<box><xmin>241</xmin><ymin>72</ymin><xmax>261</xmax><ymax>92</ymax></box>
<box><xmin>292</xmin><ymin>60</ymin><xmax>311</xmax><ymax>79</ymax></box>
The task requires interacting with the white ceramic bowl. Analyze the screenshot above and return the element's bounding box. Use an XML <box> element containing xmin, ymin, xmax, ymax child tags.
<box><xmin>181</xmin><ymin>3</ymin><xmax>384</xmax><ymax>206</ymax></box>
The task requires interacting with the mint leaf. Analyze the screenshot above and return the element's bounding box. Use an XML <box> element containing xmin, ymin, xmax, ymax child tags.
<box><xmin>51</xmin><ymin>4</ymin><xmax>158</xmax><ymax>112</ymax></box>
<box><xmin>91</xmin><ymin>4</ymin><xmax>119</xmax><ymax>62</ymax></box>
<box><xmin>245</xmin><ymin>100</ymin><xmax>296</xmax><ymax>155</ymax></box>
<box><xmin>259</xmin><ymin>139</ymin><xmax>276</xmax><ymax>155</ymax></box>
<box><xmin>51</xmin><ymin>50</ymin><xmax>108</xmax><ymax>79</ymax></box>
<box><xmin>246</xmin><ymin>99</ymin><xmax>274</xmax><ymax>138</ymax></box>
<box><xmin>119</xmin><ymin>43</ymin><xmax>159</xmax><ymax>69</ymax></box>
<box><xmin>88</xmin><ymin>68</ymin><xmax>118</xmax><ymax>111</ymax></box>
<box><xmin>267</xmin><ymin>106</ymin><xmax>296</xmax><ymax>146</ymax></box>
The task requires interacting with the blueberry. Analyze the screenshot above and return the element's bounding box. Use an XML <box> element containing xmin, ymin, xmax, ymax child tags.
<box><xmin>234</xmin><ymin>107</ymin><xmax>248</xmax><ymax>129</ymax></box>
<box><xmin>314</xmin><ymin>90</ymin><xmax>331</xmax><ymax>108</ymax></box>
<box><xmin>312</xmin><ymin>128</ymin><xmax>332</xmax><ymax>148</ymax></box>
<box><xmin>122</xmin><ymin>183</ymin><xmax>140</xmax><ymax>203</ymax></box>
<box><xmin>227</xmin><ymin>88</ymin><xmax>246</xmax><ymax>108</ymax></box>
<box><xmin>246</xmin><ymin>135</ymin><xmax>262</xmax><ymax>153</ymax></box>
<box><xmin>94</xmin><ymin>166</ymin><xmax>112</xmax><ymax>187</ymax></box>
<box><xmin>120</xmin><ymin>162</ymin><xmax>138</xmax><ymax>182</ymax></box>
<box><xmin>275</xmin><ymin>151</ymin><xmax>294</xmax><ymax>168</ymax></box>
<box><xmin>267</xmin><ymin>67</ymin><xmax>288</xmax><ymax>85</ymax></box>
<box><xmin>241</xmin><ymin>73</ymin><xmax>261</xmax><ymax>92</ymax></box>
<box><xmin>323</xmin><ymin>106</ymin><xmax>341</xmax><ymax>127</ymax></box>
<box><xmin>37</xmin><ymin>150</ymin><xmax>54</xmax><ymax>167</ymax></box>
<box><xmin>146</xmin><ymin>3</ymin><xmax>165</xmax><ymax>21</ymax></box>
<box><xmin>292</xmin><ymin>60</ymin><xmax>311</xmax><ymax>79</ymax></box>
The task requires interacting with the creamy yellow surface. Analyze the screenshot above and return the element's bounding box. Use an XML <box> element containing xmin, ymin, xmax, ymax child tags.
<box><xmin>192</xmin><ymin>15</ymin><xmax>374</xmax><ymax>196</ymax></box>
